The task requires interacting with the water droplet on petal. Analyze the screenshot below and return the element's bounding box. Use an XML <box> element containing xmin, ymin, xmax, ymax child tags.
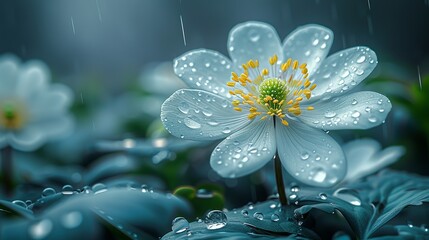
<box><xmin>356</xmin><ymin>55</ymin><xmax>366</xmax><ymax>63</ymax></box>
<box><xmin>204</xmin><ymin>210</ymin><xmax>228</xmax><ymax>230</ymax></box>
<box><xmin>300</xmin><ymin>152</ymin><xmax>309</xmax><ymax>160</ymax></box>
<box><xmin>351</xmin><ymin>111</ymin><xmax>361</xmax><ymax>118</ymax></box>
<box><xmin>42</xmin><ymin>188</ymin><xmax>56</xmax><ymax>197</ymax></box>
<box><xmin>222</xmin><ymin>127</ymin><xmax>231</xmax><ymax>134</ymax></box>
<box><xmin>324</xmin><ymin>111</ymin><xmax>337</xmax><ymax>118</ymax></box>
<box><xmin>172</xmin><ymin>217</ymin><xmax>189</xmax><ymax>234</ymax></box>
<box><xmin>312</xmin><ymin>168</ymin><xmax>327</xmax><ymax>183</ymax></box>
<box><xmin>202</xmin><ymin>110</ymin><xmax>213</xmax><ymax>117</ymax></box>
<box><xmin>368</xmin><ymin>116</ymin><xmax>378</xmax><ymax>123</ymax></box>
<box><xmin>178</xmin><ymin>102</ymin><xmax>190</xmax><ymax>114</ymax></box>
<box><xmin>241</xmin><ymin>209</ymin><xmax>248</xmax><ymax>217</ymax></box>
<box><xmin>184</xmin><ymin>118</ymin><xmax>201</xmax><ymax>129</ymax></box>
<box><xmin>340</xmin><ymin>70</ymin><xmax>350</xmax><ymax>78</ymax></box>
<box><xmin>312</xmin><ymin>39</ymin><xmax>319</xmax><ymax>46</ymax></box>
<box><xmin>253</xmin><ymin>212</ymin><xmax>264</xmax><ymax>220</ymax></box>
<box><xmin>351</xmin><ymin>99</ymin><xmax>358</xmax><ymax>105</ymax></box>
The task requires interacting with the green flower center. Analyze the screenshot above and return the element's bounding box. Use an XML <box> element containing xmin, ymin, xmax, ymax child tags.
<box><xmin>0</xmin><ymin>102</ymin><xmax>26</xmax><ymax>130</ymax></box>
<box><xmin>258</xmin><ymin>78</ymin><xmax>288</xmax><ymax>110</ymax></box>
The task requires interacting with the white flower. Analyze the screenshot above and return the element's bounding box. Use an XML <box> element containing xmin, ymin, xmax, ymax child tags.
<box><xmin>0</xmin><ymin>54</ymin><xmax>73</xmax><ymax>151</ymax></box>
<box><xmin>343</xmin><ymin>138</ymin><xmax>405</xmax><ymax>182</ymax></box>
<box><xmin>161</xmin><ymin>22</ymin><xmax>391</xmax><ymax>187</ymax></box>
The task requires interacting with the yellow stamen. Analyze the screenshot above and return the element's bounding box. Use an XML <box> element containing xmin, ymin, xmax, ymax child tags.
<box><xmin>234</xmin><ymin>107</ymin><xmax>242</xmax><ymax>112</ymax></box>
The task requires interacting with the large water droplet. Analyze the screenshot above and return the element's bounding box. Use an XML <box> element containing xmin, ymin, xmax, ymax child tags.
<box><xmin>356</xmin><ymin>55</ymin><xmax>366</xmax><ymax>63</ymax></box>
<box><xmin>178</xmin><ymin>102</ymin><xmax>190</xmax><ymax>114</ymax></box>
<box><xmin>300</xmin><ymin>152</ymin><xmax>309</xmax><ymax>160</ymax></box>
<box><xmin>222</xmin><ymin>127</ymin><xmax>231</xmax><ymax>134</ymax></box>
<box><xmin>312</xmin><ymin>168</ymin><xmax>327</xmax><ymax>183</ymax></box>
<box><xmin>172</xmin><ymin>217</ymin><xmax>189</xmax><ymax>234</ymax></box>
<box><xmin>29</xmin><ymin>219</ymin><xmax>53</xmax><ymax>239</ymax></box>
<box><xmin>253</xmin><ymin>212</ymin><xmax>264</xmax><ymax>220</ymax></box>
<box><xmin>351</xmin><ymin>99</ymin><xmax>358</xmax><ymax>105</ymax></box>
<box><xmin>12</xmin><ymin>200</ymin><xmax>27</xmax><ymax>208</ymax></box>
<box><xmin>42</xmin><ymin>188</ymin><xmax>56</xmax><ymax>197</ymax></box>
<box><xmin>184</xmin><ymin>118</ymin><xmax>201</xmax><ymax>129</ymax></box>
<box><xmin>92</xmin><ymin>183</ymin><xmax>107</xmax><ymax>194</ymax></box>
<box><xmin>62</xmin><ymin>185</ymin><xmax>74</xmax><ymax>195</ymax></box>
<box><xmin>351</xmin><ymin>111</ymin><xmax>361</xmax><ymax>118</ymax></box>
<box><xmin>204</xmin><ymin>210</ymin><xmax>228</xmax><ymax>230</ymax></box>
<box><xmin>340</xmin><ymin>70</ymin><xmax>350</xmax><ymax>78</ymax></box>
<box><xmin>368</xmin><ymin>116</ymin><xmax>378</xmax><ymax>123</ymax></box>
<box><xmin>333</xmin><ymin>188</ymin><xmax>361</xmax><ymax>206</ymax></box>
<box><xmin>312</xmin><ymin>39</ymin><xmax>319</xmax><ymax>46</ymax></box>
<box><xmin>324</xmin><ymin>111</ymin><xmax>337</xmax><ymax>118</ymax></box>
<box><xmin>202</xmin><ymin>110</ymin><xmax>213</xmax><ymax>117</ymax></box>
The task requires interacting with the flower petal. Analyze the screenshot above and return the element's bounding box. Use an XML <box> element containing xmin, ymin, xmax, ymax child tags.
<box><xmin>343</xmin><ymin>139</ymin><xmax>405</xmax><ymax>182</ymax></box>
<box><xmin>309</xmin><ymin>47</ymin><xmax>377</xmax><ymax>102</ymax></box>
<box><xmin>0</xmin><ymin>54</ymin><xmax>20</xmax><ymax>97</ymax></box>
<box><xmin>161</xmin><ymin>89</ymin><xmax>249</xmax><ymax>141</ymax></box>
<box><xmin>16</xmin><ymin>60</ymin><xmax>51</xmax><ymax>99</ymax></box>
<box><xmin>27</xmin><ymin>84</ymin><xmax>74</xmax><ymax>120</ymax></box>
<box><xmin>8</xmin><ymin>128</ymin><xmax>44</xmax><ymax>151</ymax></box>
<box><xmin>174</xmin><ymin>49</ymin><xmax>234</xmax><ymax>98</ymax></box>
<box><xmin>299</xmin><ymin>91</ymin><xmax>391</xmax><ymax>130</ymax></box>
<box><xmin>283</xmin><ymin>24</ymin><xmax>333</xmax><ymax>75</ymax></box>
<box><xmin>228</xmin><ymin>21</ymin><xmax>283</xmax><ymax>70</ymax></box>
<box><xmin>210</xmin><ymin>119</ymin><xmax>276</xmax><ymax>178</ymax></box>
<box><xmin>276</xmin><ymin>118</ymin><xmax>346</xmax><ymax>187</ymax></box>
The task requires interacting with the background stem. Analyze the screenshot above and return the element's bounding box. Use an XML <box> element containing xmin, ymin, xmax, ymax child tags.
<box><xmin>1</xmin><ymin>146</ymin><xmax>13</xmax><ymax>195</ymax></box>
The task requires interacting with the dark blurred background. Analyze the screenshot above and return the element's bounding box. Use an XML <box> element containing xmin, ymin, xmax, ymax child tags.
<box><xmin>0</xmin><ymin>0</ymin><xmax>428</xmax><ymax>178</ymax></box>
<box><xmin>1</xmin><ymin>0</ymin><xmax>428</xmax><ymax>92</ymax></box>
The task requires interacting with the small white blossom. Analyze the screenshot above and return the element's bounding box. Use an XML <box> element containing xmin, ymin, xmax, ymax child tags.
<box><xmin>0</xmin><ymin>55</ymin><xmax>73</xmax><ymax>151</ymax></box>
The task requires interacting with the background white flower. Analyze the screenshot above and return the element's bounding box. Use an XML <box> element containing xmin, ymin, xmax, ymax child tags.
<box><xmin>161</xmin><ymin>22</ymin><xmax>391</xmax><ymax>187</ymax></box>
<box><xmin>0</xmin><ymin>54</ymin><xmax>74</xmax><ymax>151</ymax></box>
<box><xmin>342</xmin><ymin>138</ymin><xmax>405</xmax><ymax>182</ymax></box>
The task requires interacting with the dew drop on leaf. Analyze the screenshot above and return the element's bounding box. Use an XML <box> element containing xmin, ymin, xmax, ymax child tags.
<box><xmin>204</xmin><ymin>210</ymin><xmax>228</xmax><ymax>230</ymax></box>
<box><xmin>172</xmin><ymin>217</ymin><xmax>189</xmax><ymax>234</ymax></box>
<box><xmin>253</xmin><ymin>212</ymin><xmax>264</xmax><ymax>220</ymax></box>
<box><xmin>41</xmin><ymin>188</ymin><xmax>56</xmax><ymax>197</ymax></box>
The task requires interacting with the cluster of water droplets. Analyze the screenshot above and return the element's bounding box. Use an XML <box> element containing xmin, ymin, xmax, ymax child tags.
<box><xmin>289</xmin><ymin>136</ymin><xmax>343</xmax><ymax>186</ymax></box>
<box><xmin>162</xmin><ymin>89</ymin><xmax>238</xmax><ymax>140</ymax></box>
<box><xmin>174</xmin><ymin>50</ymin><xmax>231</xmax><ymax>96</ymax></box>
<box><xmin>309</xmin><ymin>93</ymin><xmax>389</xmax><ymax>130</ymax></box>
<box><xmin>314</xmin><ymin>46</ymin><xmax>376</xmax><ymax>99</ymax></box>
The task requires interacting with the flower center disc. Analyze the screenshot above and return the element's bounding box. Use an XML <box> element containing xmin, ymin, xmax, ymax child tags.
<box><xmin>258</xmin><ymin>78</ymin><xmax>287</xmax><ymax>110</ymax></box>
<box><xmin>0</xmin><ymin>102</ymin><xmax>26</xmax><ymax>129</ymax></box>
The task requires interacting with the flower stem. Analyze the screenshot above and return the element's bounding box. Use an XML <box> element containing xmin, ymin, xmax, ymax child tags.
<box><xmin>274</xmin><ymin>153</ymin><xmax>288</xmax><ymax>206</ymax></box>
<box><xmin>273</xmin><ymin>118</ymin><xmax>288</xmax><ymax>206</ymax></box>
<box><xmin>1</xmin><ymin>146</ymin><xmax>13</xmax><ymax>195</ymax></box>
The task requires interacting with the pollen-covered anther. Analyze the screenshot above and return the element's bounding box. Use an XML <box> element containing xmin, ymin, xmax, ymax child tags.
<box><xmin>226</xmin><ymin>55</ymin><xmax>317</xmax><ymax>125</ymax></box>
